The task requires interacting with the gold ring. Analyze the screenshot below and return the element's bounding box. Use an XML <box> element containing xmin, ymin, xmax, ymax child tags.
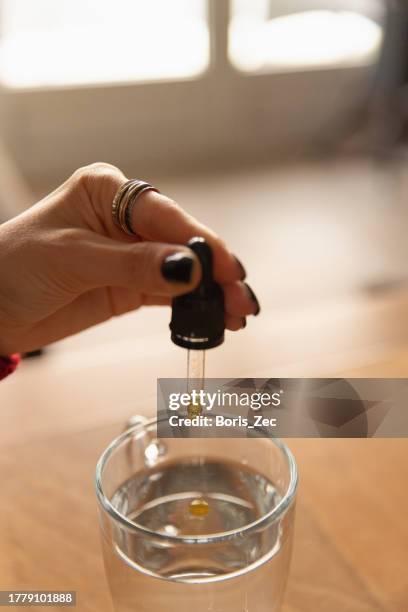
<box><xmin>112</xmin><ymin>179</ymin><xmax>159</xmax><ymax>236</ymax></box>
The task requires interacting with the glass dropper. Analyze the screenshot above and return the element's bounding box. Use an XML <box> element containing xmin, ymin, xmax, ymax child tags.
<box><xmin>186</xmin><ymin>349</ymin><xmax>206</xmax><ymax>417</ymax></box>
<box><xmin>169</xmin><ymin>237</ymin><xmax>225</xmax><ymax>416</ymax></box>
<box><xmin>187</xmin><ymin>349</ymin><xmax>206</xmax><ymax>394</ymax></box>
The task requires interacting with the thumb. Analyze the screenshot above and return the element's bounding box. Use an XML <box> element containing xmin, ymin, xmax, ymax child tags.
<box><xmin>71</xmin><ymin>234</ymin><xmax>202</xmax><ymax>296</ymax></box>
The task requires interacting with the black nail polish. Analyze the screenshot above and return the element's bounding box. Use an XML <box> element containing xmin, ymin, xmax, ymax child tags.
<box><xmin>244</xmin><ymin>283</ymin><xmax>261</xmax><ymax>316</ymax></box>
<box><xmin>162</xmin><ymin>253</ymin><xmax>194</xmax><ymax>284</ymax></box>
<box><xmin>23</xmin><ymin>348</ymin><xmax>45</xmax><ymax>359</ymax></box>
<box><xmin>234</xmin><ymin>256</ymin><xmax>247</xmax><ymax>281</ymax></box>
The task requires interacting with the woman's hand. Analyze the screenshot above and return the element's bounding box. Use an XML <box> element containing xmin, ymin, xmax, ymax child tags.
<box><xmin>0</xmin><ymin>163</ymin><xmax>260</xmax><ymax>354</ymax></box>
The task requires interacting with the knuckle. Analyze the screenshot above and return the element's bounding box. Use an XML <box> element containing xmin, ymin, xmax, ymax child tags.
<box><xmin>71</xmin><ymin>162</ymin><xmax>123</xmax><ymax>192</ymax></box>
<box><xmin>87</xmin><ymin>161</ymin><xmax>121</xmax><ymax>176</ymax></box>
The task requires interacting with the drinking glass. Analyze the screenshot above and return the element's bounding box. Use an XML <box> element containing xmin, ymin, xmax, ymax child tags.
<box><xmin>95</xmin><ymin>417</ymin><xmax>298</xmax><ymax>612</ymax></box>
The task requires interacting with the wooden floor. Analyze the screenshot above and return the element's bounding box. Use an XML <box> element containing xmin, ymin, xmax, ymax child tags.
<box><xmin>1</xmin><ymin>158</ymin><xmax>408</xmax><ymax>611</ymax></box>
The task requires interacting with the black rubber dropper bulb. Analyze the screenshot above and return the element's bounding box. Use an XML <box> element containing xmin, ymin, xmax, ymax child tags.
<box><xmin>170</xmin><ymin>237</ymin><xmax>225</xmax><ymax>350</ymax></box>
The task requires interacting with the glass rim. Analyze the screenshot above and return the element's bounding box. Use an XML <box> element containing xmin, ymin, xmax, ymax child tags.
<box><xmin>95</xmin><ymin>417</ymin><xmax>298</xmax><ymax>544</ymax></box>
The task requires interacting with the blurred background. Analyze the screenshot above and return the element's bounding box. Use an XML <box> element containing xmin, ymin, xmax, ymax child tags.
<box><xmin>1</xmin><ymin>3</ymin><xmax>408</xmax><ymax>611</ymax></box>
<box><xmin>0</xmin><ymin>0</ymin><xmax>393</xmax><ymax>182</ymax></box>
<box><xmin>3</xmin><ymin>0</ymin><xmax>408</xmax><ymax>421</ymax></box>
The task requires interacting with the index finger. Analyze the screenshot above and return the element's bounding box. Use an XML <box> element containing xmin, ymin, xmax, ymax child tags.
<box><xmin>131</xmin><ymin>189</ymin><xmax>243</xmax><ymax>284</ymax></box>
<box><xmin>81</xmin><ymin>164</ymin><xmax>245</xmax><ymax>285</ymax></box>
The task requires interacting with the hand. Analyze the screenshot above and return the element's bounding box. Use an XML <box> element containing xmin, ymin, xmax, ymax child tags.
<box><xmin>0</xmin><ymin>163</ymin><xmax>260</xmax><ymax>354</ymax></box>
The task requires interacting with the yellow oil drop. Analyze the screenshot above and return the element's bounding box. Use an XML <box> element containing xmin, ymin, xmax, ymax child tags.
<box><xmin>189</xmin><ymin>498</ymin><xmax>210</xmax><ymax>518</ymax></box>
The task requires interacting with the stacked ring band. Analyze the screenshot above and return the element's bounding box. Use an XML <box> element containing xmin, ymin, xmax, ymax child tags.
<box><xmin>112</xmin><ymin>179</ymin><xmax>159</xmax><ymax>236</ymax></box>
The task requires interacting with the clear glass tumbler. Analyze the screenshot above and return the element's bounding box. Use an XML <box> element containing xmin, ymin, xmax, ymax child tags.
<box><xmin>95</xmin><ymin>418</ymin><xmax>298</xmax><ymax>612</ymax></box>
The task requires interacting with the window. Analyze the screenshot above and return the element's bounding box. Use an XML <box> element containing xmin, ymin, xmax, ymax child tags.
<box><xmin>0</xmin><ymin>1</ymin><xmax>387</xmax><ymax>184</ymax></box>
<box><xmin>229</xmin><ymin>0</ymin><xmax>384</xmax><ymax>73</ymax></box>
<box><xmin>0</xmin><ymin>0</ymin><xmax>209</xmax><ymax>89</ymax></box>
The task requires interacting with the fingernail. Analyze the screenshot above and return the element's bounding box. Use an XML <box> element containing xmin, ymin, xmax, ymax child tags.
<box><xmin>162</xmin><ymin>253</ymin><xmax>194</xmax><ymax>284</ymax></box>
<box><xmin>244</xmin><ymin>283</ymin><xmax>261</xmax><ymax>316</ymax></box>
<box><xmin>241</xmin><ymin>317</ymin><xmax>247</xmax><ymax>329</ymax></box>
<box><xmin>23</xmin><ymin>349</ymin><xmax>45</xmax><ymax>359</ymax></box>
<box><xmin>234</xmin><ymin>256</ymin><xmax>247</xmax><ymax>281</ymax></box>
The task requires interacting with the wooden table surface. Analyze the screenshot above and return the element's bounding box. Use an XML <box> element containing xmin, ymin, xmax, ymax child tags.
<box><xmin>1</xmin><ymin>300</ymin><xmax>408</xmax><ymax>612</ymax></box>
<box><xmin>0</xmin><ymin>424</ymin><xmax>406</xmax><ymax>612</ymax></box>
<box><xmin>1</xmin><ymin>162</ymin><xmax>408</xmax><ymax>611</ymax></box>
